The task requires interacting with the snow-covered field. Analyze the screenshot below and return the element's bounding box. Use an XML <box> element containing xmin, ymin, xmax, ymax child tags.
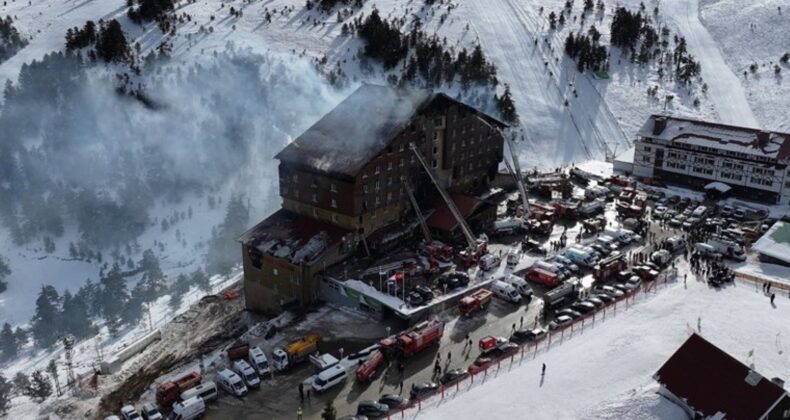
<box><xmin>413</xmin><ymin>260</ymin><xmax>790</xmax><ymax>419</ymax></box>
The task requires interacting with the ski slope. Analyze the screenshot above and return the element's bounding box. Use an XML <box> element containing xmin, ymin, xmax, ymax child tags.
<box><xmin>416</xmin><ymin>261</ymin><xmax>790</xmax><ymax>419</ymax></box>
<box><xmin>662</xmin><ymin>0</ymin><xmax>759</xmax><ymax>127</ymax></box>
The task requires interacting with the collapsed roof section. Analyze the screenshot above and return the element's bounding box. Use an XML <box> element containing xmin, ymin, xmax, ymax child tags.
<box><xmin>275</xmin><ymin>83</ymin><xmax>507</xmax><ymax>177</ymax></box>
<box><xmin>237</xmin><ymin>209</ymin><xmax>350</xmax><ymax>266</ymax></box>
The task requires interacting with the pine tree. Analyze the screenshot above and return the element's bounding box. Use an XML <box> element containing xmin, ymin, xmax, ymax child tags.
<box><xmin>191</xmin><ymin>268</ymin><xmax>211</xmax><ymax>292</ymax></box>
<box><xmin>13</xmin><ymin>327</ymin><xmax>27</xmax><ymax>349</ymax></box>
<box><xmin>26</xmin><ymin>370</ymin><xmax>52</xmax><ymax>401</ymax></box>
<box><xmin>548</xmin><ymin>12</ymin><xmax>557</xmax><ymax>29</ymax></box>
<box><xmin>121</xmin><ymin>294</ymin><xmax>145</xmax><ymax>327</ymax></box>
<box><xmin>95</xmin><ymin>19</ymin><xmax>129</xmax><ymax>63</ymax></box>
<box><xmin>495</xmin><ymin>84</ymin><xmax>519</xmax><ymax>123</ymax></box>
<box><xmin>0</xmin><ymin>254</ymin><xmax>10</xmax><ymax>294</ymax></box>
<box><xmin>168</xmin><ymin>274</ymin><xmax>191</xmax><ymax>309</ymax></box>
<box><xmin>321</xmin><ymin>399</ymin><xmax>337</xmax><ymax>420</ymax></box>
<box><xmin>13</xmin><ymin>372</ymin><xmax>29</xmax><ymax>394</ymax></box>
<box><xmin>31</xmin><ymin>285</ymin><xmax>62</xmax><ymax>348</ymax></box>
<box><xmin>46</xmin><ymin>359</ymin><xmax>61</xmax><ymax>397</ymax></box>
<box><xmin>0</xmin><ymin>323</ymin><xmax>16</xmax><ymax>361</ymax></box>
<box><xmin>62</xmin><ymin>290</ymin><xmax>94</xmax><ymax>339</ymax></box>
<box><xmin>100</xmin><ymin>264</ymin><xmax>129</xmax><ymax>333</ymax></box>
<box><xmin>137</xmin><ymin>249</ymin><xmax>164</xmax><ymax>302</ymax></box>
<box><xmin>0</xmin><ymin>375</ymin><xmax>11</xmax><ymax>416</ymax></box>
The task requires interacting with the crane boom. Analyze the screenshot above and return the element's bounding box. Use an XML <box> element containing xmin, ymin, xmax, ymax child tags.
<box><xmin>403</xmin><ymin>179</ymin><xmax>432</xmax><ymax>243</ymax></box>
<box><xmin>409</xmin><ymin>143</ymin><xmax>478</xmax><ymax>251</ymax></box>
<box><xmin>504</xmin><ymin>134</ymin><xmax>530</xmax><ymax>218</ymax></box>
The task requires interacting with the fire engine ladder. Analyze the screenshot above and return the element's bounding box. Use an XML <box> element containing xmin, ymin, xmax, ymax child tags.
<box><xmin>409</xmin><ymin>143</ymin><xmax>478</xmax><ymax>252</ymax></box>
<box><xmin>403</xmin><ymin>179</ymin><xmax>432</xmax><ymax>243</ymax></box>
<box><xmin>504</xmin><ymin>133</ymin><xmax>530</xmax><ymax>218</ymax></box>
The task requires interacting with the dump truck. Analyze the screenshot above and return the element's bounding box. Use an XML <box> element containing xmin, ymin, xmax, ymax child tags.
<box><xmin>380</xmin><ymin>319</ymin><xmax>444</xmax><ymax>358</ymax></box>
<box><xmin>271</xmin><ymin>333</ymin><xmax>321</xmax><ymax>371</ymax></box>
<box><xmin>227</xmin><ymin>343</ymin><xmax>250</xmax><ymax>361</ymax></box>
<box><xmin>156</xmin><ymin>371</ymin><xmax>202</xmax><ymax>407</ymax></box>
<box><xmin>459</xmin><ymin>289</ymin><xmax>494</xmax><ymax>317</ymax></box>
<box><xmin>542</xmin><ymin>280</ymin><xmax>580</xmax><ymax>310</ymax></box>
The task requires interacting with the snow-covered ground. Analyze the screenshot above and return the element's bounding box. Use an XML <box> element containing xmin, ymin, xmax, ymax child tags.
<box><xmin>411</xmin><ymin>260</ymin><xmax>790</xmax><ymax>419</ymax></box>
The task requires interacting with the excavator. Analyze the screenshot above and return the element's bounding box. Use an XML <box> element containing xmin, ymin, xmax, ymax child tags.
<box><xmin>409</xmin><ymin>143</ymin><xmax>487</xmax><ymax>268</ymax></box>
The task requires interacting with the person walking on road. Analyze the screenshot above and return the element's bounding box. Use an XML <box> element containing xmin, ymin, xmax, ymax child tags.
<box><xmin>447</xmin><ymin>351</ymin><xmax>451</xmax><ymax>362</ymax></box>
<box><xmin>297</xmin><ymin>406</ymin><xmax>303</xmax><ymax>420</ymax></box>
<box><xmin>298</xmin><ymin>383</ymin><xmax>304</xmax><ymax>402</ymax></box>
<box><xmin>771</xmin><ymin>293</ymin><xmax>776</xmax><ymax>305</ymax></box>
<box><xmin>399</xmin><ymin>380</ymin><xmax>404</xmax><ymax>394</ymax></box>
<box><xmin>541</xmin><ymin>363</ymin><xmax>546</xmax><ymax>376</ymax></box>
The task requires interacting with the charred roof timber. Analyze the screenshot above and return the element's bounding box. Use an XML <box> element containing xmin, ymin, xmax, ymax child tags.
<box><xmin>275</xmin><ymin>83</ymin><xmax>507</xmax><ymax>177</ymax></box>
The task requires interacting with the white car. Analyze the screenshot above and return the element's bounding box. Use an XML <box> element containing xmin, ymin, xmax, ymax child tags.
<box><xmin>120</xmin><ymin>405</ymin><xmax>142</xmax><ymax>420</ymax></box>
<box><xmin>619</xmin><ymin>276</ymin><xmax>642</xmax><ymax>290</ymax></box>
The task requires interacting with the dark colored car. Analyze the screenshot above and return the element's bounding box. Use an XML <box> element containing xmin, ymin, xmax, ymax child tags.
<box><xmin>468</xmin><ymin>357</ymin><xmax>493</xmax><ymax>375</ymax></box>
<box><xmin>439</xmin><ymin>369</ymin><xmax>470</xmax><ymax>385</ymax></box>
<box><xmin>510</xmin><ymin>327</ymin><xmax>546</xmax><ymax>344</ymax></box>
<box><xmin>593</xmin><ymin>293</ymin><xmax>614</xmax><ymax>304</ymax></box>
<box><xmin>617</xmin><ymin>270</ymin><xmax>634</xmax><ymax>282</ymax></box>
<box><xmin>413</xmin><ymin>285</ymin><xmax>434</xmax><ymax>301</ymax></box>
<box><xmin>486</xmin><ymin>342</ymin><xmax>520</xmax><ymax>359</ymax></box>
<box><xmin>439</xmin><ymin>272</ymin><xmax>470</xmax><ymax>290</ymax></box>
<box><xmin>523</xmin><ymin>238</ymin><xmax>547</xmax><ymax>255</ymax></box>
<box><xmin>570</xmin><ymin>301</ymin><xmax>596</xmax><ymax>314</ymax></box>
<box><xmin>410</xmin><ymin>382</ymin><xmax>440</xmax><ymax>400</ymax></box>
<box><xmin>378</xmin><ymin>394</ymin><xmax>408</xmax><ymax>410</ymax></box>
<box><xmin>357</xmin><ymin>401</ymin><xmax>389</xmax><ymax>418</ymax></box>
<box><xmin>406</xmin><ymin>292</ymin><xmax>424</xmax><ymax>307</ymax></box>
<box><xmin>555</xmin><ymin>308</ymin><xmax>582</xmax><ymax>319</ymax></box>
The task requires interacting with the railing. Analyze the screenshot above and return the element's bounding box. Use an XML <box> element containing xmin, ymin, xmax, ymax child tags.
<box><xmin>734</xmin><ymin>271</ymin><xmax>790</xmax><ymax>295</ymax></box>
<box><xmin>386</xmin><ymin>271</ymin><xmax>678</xmax><ymax>419</ymax></box>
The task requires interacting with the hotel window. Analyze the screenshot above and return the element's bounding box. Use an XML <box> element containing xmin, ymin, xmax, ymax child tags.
<box><xmin>331</xmin><ymin>199</ymin><xmax>337</xmax><ymax>208</ymax></box>
<box><xmin>330</xmin><ymin>183</ymin><xmax>337</xmax><ymax>192</ymax></box>
<box><xmin>311</xmin><ymin>193</ymin><xmax>317</xmax><ymax>203</ymax></box>
<box><xmin>332</xmin><ymin>214</ymin><xmax>338</xmax><ymax>223</ymax></box>
<box><xmin>292</xmin><ymin>173</ymin><xmax>298</xmax><ymax>182</ymax></box>
<box><xmin>387</xmin><ymin>192</ymin><xmax>392</xmax><ymax>202</ymax></box>
<box><xmin>388</xmin><ymin>177</ymin><xmax>393</xmax><ymax>186</ymax></box>
<box><xmin>294</xmin><ymin>189</ymin><xmax>300</xmax><ymax>199</ymax></box>
<box><xmin>642</xmin><ymin>155</ymin><xmax>651</xmax><ymax>163</ymax></box>
<box><xmin>375</xmin><ymin>196</ymin><xmax>381</xmax><ymax>206</ymax></box>
<box><xmin>272</xmin><ymin>268</ymin><xmax>278</xmax><ymax>276</ymax></box>
<box><xmin>399</xmin><ymin>158</ymin><xmax>404</xmax><ymax>167</ymax></box>
<box><xmin>375</xmin><ymin>165</ymin><xmax>380</xmax><ymax>174</ymax></box>
<box><xmin>388</xmin><ymin>161</ymin><xmax>393</xmax><ymax>171</ymax></box>
<box><xmin>399</xmin><ymin>143</ymin><xmax>405</xmax><ymax>152</ymax></box>
<box><xmin>432</xmin><ymin>131</ymin><xmax>438</xmax><ymax>140</ymax></box>
<box><xmin>363</xmin><ymin>184</ymin><xmax>369</xmax><ymax>193</ymax></box>
<box><xmin>313</xmin><ymin>208</ymin><xmax>318</xmax><ymax>217</ymax></box>
<box><xmin>432</xmin><ymin>159</ymin><xmax>438</xmax><ymax>168</ymax></box>
<box><xmin>375</xmin><ymin>180</ymin><xmax>380</xmax><ymax>191</ymax></box>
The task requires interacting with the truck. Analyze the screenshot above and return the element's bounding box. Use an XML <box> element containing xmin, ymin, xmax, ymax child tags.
<box><xmin>380</xmin><ymin>319</ymin><xmax>444</xmax><ymax>358</ymax></box>
<box><xmin>706</xmin><ymin>237</ymin><xmax>746</xmax><ymax>261</ymax></box>
<box><xmin>542</xmin><ymin>280</ymin><xmax>580</xmax><ymax>309</ymax></box>
<box><xmin>271</xmin><ymin>333</ymin><xmax>321</xmax><ymax>371</ymax></box>
<box><xmin>593</xmin><ymin>254</ymin><xmax>626</xmax><ymax>282</ymax></box>
<box><xmin>493</xmin><ymin>217</ymin><xmax>526</xmax><ymax>235</ymax></box>
<box><xmin>525</xmin><ymin>267</ymin><xmax>560</xmax><ymax>288</ymax></box>
<box><xmin>565</xmin><ymin>246</ymin><xmax>598</xmax><ymax>268</ymax></box>
<box><xmin>227</xmin><ymin>343</ymin><xmax>250</xmax><ymax>361</ymax></box>
<box><xmin>526</xmin><ymin>219</ymin><xmax>553</xmax><ymax>236</ymax></box>
<box><xmin>355</xmin><ymin>349</ymin><xmax>385</xmax><ymax>383</ymax></box>
<box><xmin>579</xmin><ymin>199</ymin><xmax>605</xmax><ymax>217</ymax></box>
<box><xmin>155</xmin><ymin>371</ymin><xmax>202</xmax><ymax>407</ymax></box>
<box><xmin>459</xmin><ymin>289</ymin><xmax>494</xmax><ymax>316</ymax></box>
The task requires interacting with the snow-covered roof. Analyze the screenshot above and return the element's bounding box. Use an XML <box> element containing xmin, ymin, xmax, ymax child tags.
<box><xmin>275</xmin><ymin>84</ymin><xmax>507</xmax><ymax>177</ymax></box>
<box><xmin>638</xmin><ymin>115</ymin><xmax>790</xmax><ymax>161</ymax></box>
<box><xmin>237</xmin><ymin>209</ymin><xmax>349</xmax><ymax>266</ymax></box>
<box><xmin>704</xmin><ymin>181</ymin><xmax>732</xmax><ymax>193</ymax></box>
<box><xmin>752</xmin><ymin>221</ymin><xmax>790</xmax><ymax>264</ymax></box>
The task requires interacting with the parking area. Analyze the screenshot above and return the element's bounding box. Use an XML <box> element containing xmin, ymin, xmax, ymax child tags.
<box><xmin>126</xmin><ymin>168</ymin><xmax>784</xmax><ymax>420</ymax></box>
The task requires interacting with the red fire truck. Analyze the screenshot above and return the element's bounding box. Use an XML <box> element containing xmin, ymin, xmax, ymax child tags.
<box><xmin>380</xmin><ymin>319</ymin><xmax>444</xmax><ymax>357</ymax></box>
<box><xmin>459</xmin><ymin>289</ymin><xmax>494</xmax><ymax>317</ymax></box>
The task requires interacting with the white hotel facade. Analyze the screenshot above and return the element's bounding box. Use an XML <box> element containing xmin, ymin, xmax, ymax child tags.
<box><xmin>632</xmin><ymin>115</ymin><xmax>790</xmax><ymax>204</ymax></box>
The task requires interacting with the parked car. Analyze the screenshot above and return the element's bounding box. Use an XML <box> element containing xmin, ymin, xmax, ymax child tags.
<box><xmin>510</xmin><ymin>327</ymin><xmax>547</xmax><ymax>344</ymax></box>
<box><xmin>406</xmin><ymin>292</ymin><xmax>424</xmax><ymax>307</ymax></box>
<box><xmin>438</xmin><ymin>272</ymin><xmax>470</xmax><ymax>290</ymax></box>
<box><xmin>413</xmin><ymin>285</ymin><xmax>434</xmax><ymax>301</ymax></box>
<box><xmin>619</xmin><ymin>276</ymin><xmax>642</xmax><ymax>290</ymax></box>
<box><xmin>570</xmin><ymin>301</ymin><xmax>596</xmax><ymax>314</ymax></box>
<box><xmin>357</xmin><ymin>401</ymin><xmax>390</xmax><ymax>418</ymax></box>
<box><xmin>339</xmin><ymin>417</ymin><xmax>369</xmax><ymax>420</ymax></box>
<box><xmin>468</xmin><ymin>357</ymin><xmax>494</xmax><ymax>374</ymax></box>
<box><xmin>551</xmin><ymin>255</ymin><xmax>580</xmax><ymax>273</ymax></box>
<box><xmin>593</xmin><ymin>284</ymin><xmax>625</xmax><ymax>298</ymax></box>
<box><xmin>440</xmin><ymin>369</ymin><xmax>470</xmax><ymax>385</ymax></box>
<box><xmin>487</xmin><ymin>342</ymin><xmax>520</xmax><ymax>359</ymax></box>
<box><xmin>555</xmin><ymin>308</ymin><xmax>582</xmax><ymax>319</ymax></box>
<box><xmin>378</xmin><ymin>394</ymin><xmax>408</xmax><ymax>410</ymax></box>
<box><xmin>410</xmin><ymin>382</ymin><xmax>440</xmax><ymax>400</ymax></box>
<box><xmin>593</xmin><ymin>293</ymin><xmax>614</xmax><ymax>304</ymax></box>
<box><xmin>141</xmin><ymin>403</ymin><xmax>162</xmax><ymax>420</ymax></box>
<box><xmin>583</xmin><ymin>296</ymin><xmax>604</xmax><ymax>308</ymax></box>
<box><xmin>121</xmin><ymin>405</ymin><xmax>142</xmax><ymax>420</ymax></box>
<box><xmin>549</xmin><ymin>315</ymin><xmax>574</xmax><ymax>330</ymax></box>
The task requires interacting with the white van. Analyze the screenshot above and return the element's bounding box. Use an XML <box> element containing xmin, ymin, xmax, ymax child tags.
<box><xmin>248</xmin><ymin>346</ymin><xmax>271</xmax><ymax>377</ymax></box>
<box><xmin>603</xmin><ymin>228</ymin><xmax>637</xmax><ymax>245</ymax></box>
<box><xmin>479</xmin><ymin>254</ymin><xmax>501</xmax><ymax>271</ymax></box>
<box><xmin>232</xmin><ymin>360</ymin><xmax>260</xmax><ymax>389</ymax></box>
<box><xmin>500</xmin><ymin>274</ymin><xmax>533</xmax><ymax>298</ymax></box>
<box><xmin>564</xmin><ymin>247</ymin><xmax>597</xmax><ymax>267</ymax></box>
<box><xmin>691</xmin><ymin>206</ymin><xmax>707</xmax><ymax>218</ymax></box>
<box><xmin>180</xmin><ymin>381</ymin><xmax>218</xmax><ymax>403</ymax></box>
<box><xmin>167</xmin><ymin>396</ymin><xmax>205</xmax><ymax>420</ymax></box>
<box><xmin>595</xmin><ymin>235</ymin><xmax>620</xmax><ymax>252</ymax></box>
<box><xmin>215</xmin><ymin>369</ymin><xmax>248</xmax><ymax>397</ymax></box>
<box><xmin>491</xmin><ymin>280</ymin><xmax>521</xmax><ymax>303</ymax></box>
<box><xmin>506</xmin><ymin>250</ymin><xmax>520</xmax><ymax>266</ymax></box>
<box><xmin>694</xmin><ymin>243</ymin><xmax>719</xmax><ymax>258</ymax></box>
<box><xmin>312</xmin><ymin>365</ymin><xmax>347</xmax><ymax>393</ymax></box>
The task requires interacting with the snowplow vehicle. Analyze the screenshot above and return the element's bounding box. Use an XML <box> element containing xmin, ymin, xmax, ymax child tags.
<box><xmin>272</xmin><ymin>333</ymin><xmax>321</xmax><ymax>371</ymax></box>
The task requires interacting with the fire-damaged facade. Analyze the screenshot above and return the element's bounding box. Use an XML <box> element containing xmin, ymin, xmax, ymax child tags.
<box><xmin>632</xmin><ymin>115</ymin><xmax>790</xmax><ymax>204</ymax></box>
<box><xmin>240</xmin><ymin>84</ymin><xmax>507</xmax><ymax>315</ymax></box>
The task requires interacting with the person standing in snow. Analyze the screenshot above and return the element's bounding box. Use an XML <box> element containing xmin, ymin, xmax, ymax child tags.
<box><xmin>541</xmin><ymin>363</ymin><xmax>546</xmax><ymax>376</ymax></box>
<box><xmin>771</xmin><ymin>293</ymin><xmax>776</xmax><ymax>305</ymax></box>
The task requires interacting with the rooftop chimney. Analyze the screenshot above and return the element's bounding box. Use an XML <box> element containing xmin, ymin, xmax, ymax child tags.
<box><xmin>653</xmin><ymin>116</ymin><xmax>668</xmax><ymax>135</ymax></box>
<box><xmin>771</xmin><ymin>377</ymin><xmax>785</xmax><ymax>389</ymax></box>
<box><xmin>756</xmin><ymin>131</ymin><xmax>770</xmax><ymax>147</ymax></box>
